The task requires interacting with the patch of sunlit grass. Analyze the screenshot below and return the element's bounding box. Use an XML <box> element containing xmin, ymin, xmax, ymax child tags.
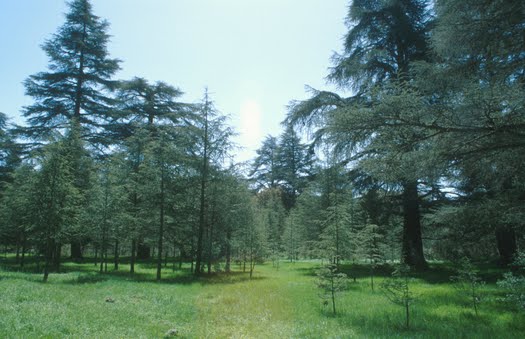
<box><xmin>1</xmin><ymin>260</ymin><xmax>525</xmax><ymax>338</ymax></box>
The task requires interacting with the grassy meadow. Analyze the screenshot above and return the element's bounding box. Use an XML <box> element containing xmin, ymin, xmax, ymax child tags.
<box><xmin>1</xmin><ymin>257</ymin><xmax>524</xmax><ymax>338</ymax></box>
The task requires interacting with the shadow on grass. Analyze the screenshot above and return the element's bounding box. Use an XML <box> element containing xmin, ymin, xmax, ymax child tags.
<box><xmin>0</xmin><ymin>259</ymin><xmax>269</xmax><ymax>286</ymax></box>
<box><xmin>296</xmin><ymin>261</ymin><xmax>508</xmax><ymax>286</ymax></box>
<box><xmin>295</xmin><ymin>263</ymin><xmax>394</xmax><ymax>279</ymax></box>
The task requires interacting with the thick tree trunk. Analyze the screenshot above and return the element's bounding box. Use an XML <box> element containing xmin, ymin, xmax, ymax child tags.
<box><xmin>71</xmin><ymin>241</ymin><xmax>83</xmax><ymax>262</ymax></box>
<box><xmin>137</xmin><ymin>241</ymin><xmax>151</xmax><ymax>260</ymax></box>
<box><xmin>401</xmin><ymin>181</ymin><xmax>427</xmax><ymax>270</ymax></box>
<box><xmin>495</xmin><ymin>226</ymin><xmax>517</xmax><ymax>266</ymax></box>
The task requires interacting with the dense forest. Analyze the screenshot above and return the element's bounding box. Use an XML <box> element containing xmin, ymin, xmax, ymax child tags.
<box><xmin>0</xmin><ymin>0</ymin><xmax>524</xmax><ymax>284</ymax></box>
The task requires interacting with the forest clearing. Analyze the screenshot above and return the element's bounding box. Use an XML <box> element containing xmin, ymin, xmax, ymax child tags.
<box><xmin>1</xmin><ymin>0</ymin><xmax>525</xmax><ymax>337</ymax></box>
<box><xmin>1</xmin><ymin>258</ymin><xmax>524</xmax><ymax>338</ymax></box>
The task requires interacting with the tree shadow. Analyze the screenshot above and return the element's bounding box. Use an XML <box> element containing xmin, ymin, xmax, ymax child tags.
<box><xmin>51</xmin><ymin>266</ymin><xmax>268</xmax><ymax>286</ymax></box>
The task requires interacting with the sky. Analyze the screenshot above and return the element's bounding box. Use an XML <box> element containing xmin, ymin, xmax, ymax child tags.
<box><xmin>0</xmin><ymin>0</ymin><xmax>348</xmax><ymax>163</ymax></box>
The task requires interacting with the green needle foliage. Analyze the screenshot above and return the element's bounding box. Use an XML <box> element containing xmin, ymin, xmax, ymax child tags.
<box><xmin>451</xmin><ymin>257</ymin><xmax>485</xmax><ymax>316</ymax></box>
<box><xmin>358</xmin><ymin>222</ymin><xmax>384</xmax><ymax>291</ymax></box>
<box><xmin>316</xmin><ymin>263</ymin><xmax>348</xmax><ymax>315</ymax></box>
<box><xmin>381</xmin><ymin>264</ymin><xmax>415</xmax><ymax>329</ymax></box>
<box><xmin>498</xmin><ymin>252</ymin><xmax>525</xmax><ymax>312</ymax></box>
<box><xmin>22</xmin><ymin>0</ymin><xmax>120</xmax><ymax>146</ymax></box>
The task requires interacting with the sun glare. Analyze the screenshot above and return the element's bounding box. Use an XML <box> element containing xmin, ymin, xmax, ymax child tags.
<box><xmin>239</xmin><ymin>98</ymin><xmax>263</xmax><ymax>148</ymax></box>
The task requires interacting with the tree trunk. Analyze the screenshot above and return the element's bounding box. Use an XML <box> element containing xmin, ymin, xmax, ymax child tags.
<box><xmin>495</xmin><ymin>226</ymin><xmax>517</xmax><ymax>266</ymax></box>
<box><xmin>100</xmin><ymin>246</ymin><xmax>104</xmax><ymax>273</ymax></box>
<box><xmin>207</xmin><ymin>216</ymin><xmax>214</xmax><ymax>275</ymax></box>
<box><xmin>405</xmin><ymin>301</ymin><xmax>410</xmax><ymax>329</ymax></box>
<box><xmin>15</xmin><ymin>237</ymin><xmax>20</xmax><ymax>264</ymax></box>
<box><xmin>156</xmin><ymin>168</ymin><xmax>165</xmax><ymax>282</ymax></box>
<box><xmin>53</xmin><ymin>243</ymin><xmax>61</xmax><ymax>273</ymax></box>
<box><xmin>104</xmin><ymin>250</ymin><xmax>108</xmax><ymax>273</ymax></box>
<box><xmin>70</xmin><ymin>241</ymin><xmax>83</xmax><ymax>262</ymax></box>
<box><xmin>43</xmin><ymin>238</ymin><xmax>53</xmax><ymax>282</ymax></box>
<box><xmin>178</xmin><ymin>247</ymin><xmax>184</xmax><ymax>270</ymax></box>
<box><xmin>249</xmin><ymin>255</ymin><xmax>255</xmax><ymax>279</ymax></box>
<box><xmin>114</xmin><ymin>240</ymin><xmax>119</xmax><ymax>271</ymax></box>
<box><xmin>195</xmin><ymin>92</ymin><xmax>210</xmax><ymax>276</ymax></box>
<box><xmin>20</xmin><ymin>234</ymin><xmax>26</xmax><ymax>268</ymax></box>
<box><xmin>137</xmin><ymin>241</ymin><xmax>150</xmax><ymax>260</ymax></box>
<box><xmin>130</xmin><ymin>239</ymin><xmax>136</xmax><ymax>273</ymax></box>
<box><xmin>401</xmin><ymin>181</ymin><xmax>427</xmax><ymax>270</ymax></box>
<box><xmin>225</xmin><ymin>229</ymin><xmax>232</xmax><ymax>273</ymax></box>
<box><xmin>331</xmin><ymin>277</ymin><xmax>336</xmax><ymax>315</ymax></box>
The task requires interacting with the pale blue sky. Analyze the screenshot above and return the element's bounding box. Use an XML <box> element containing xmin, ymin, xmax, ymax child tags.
<box><xmin>0</xmin><ymin>0</ymin><xmax>348</xmax><ymax>162</ymax></box>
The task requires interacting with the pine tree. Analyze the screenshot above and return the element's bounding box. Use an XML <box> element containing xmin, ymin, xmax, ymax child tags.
<box><xmin>359</xmin><ymin>222</ymin><xmax>384</xmax><ymax>290</ymax></box>
<box><xmin>250</xmin><ymin>135</ymin><xmax>279</xmax><ymax>190</ymax></box>
<box><xmin>316</xmin><ymin>263</ymin><xmax>348</xmax><ymax>315</ymax></box>
<box><xmin>114</xmin><ymin>78</ymin><xmax>190</xmax><ymax>266</ymax></box>
<box><xmin>0</xmin><ymin>165</ymin><xmax>35</xmax><ymax>267</ymax></box>
<box><xmin>194</xmin><ymin>90</ymin><xmax>234</xmax><ymax>275</ymax></box>
<box><xmin>319</xmin><ymin>192</ymin><xmax>355</xmax><ymax>267</ymax></box>
<box><xmin>22</xmin><ymin>0</ymin><xmax>120</xmax><ymax>146</ymax></box>
<box><xmin>32</xmin><ymin>137</ymin><xmax>81</xmax><ymax>281</ymax></box>
<box><xmin>381</xmin><ymin>264</ymin><xmax>416</xmax><ymax>329</ymax></box>
<box><xmin>0</xmin><ymin>113</ymin><xmax>22</xmax><ymax>193</ymax></box>
<box><xmin>275</xmin><ymin>125</ymin><xmax>315</xmax><ymax>210</ymax></box>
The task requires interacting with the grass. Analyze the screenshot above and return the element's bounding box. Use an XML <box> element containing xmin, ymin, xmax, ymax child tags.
<box><xmin>0</xmin><ymin>257</ymin><xmax>524</xmax><ymax>338</ymax></box>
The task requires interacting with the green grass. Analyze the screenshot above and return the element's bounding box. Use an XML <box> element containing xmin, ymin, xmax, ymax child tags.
<box><xmin>1</xmin><ymin>258</ymin><xmax>524</xmax><ymax>338</ymax></box>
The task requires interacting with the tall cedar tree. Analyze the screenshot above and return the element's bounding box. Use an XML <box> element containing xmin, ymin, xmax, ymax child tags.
<box><xmin>288</xmin><ymin>0</ymin><xmax>432</xmax><ymax>270</ymax></box>
<box><xmin>22</xmin><ymin>0</ymin><xmax>120</xmax><ymax>145</ymax></box>
<box><xmin>430</xmin><ymin>0</ymin><xmax>525</xmax><ymax>265</ymax></box>
<box><xmin>378</xmin><ymin>0</ymin><xmax>525</xmax><ymax>265</ymax></box>
<box><xmin>115</xmin><ymin>78</ymin><xmax>189</xmax><ymax>269</ymax></box>
<box><xmin>21</xmin><ymin>0</ymin><xmax>119</xmax><ymax>260</ymax></box>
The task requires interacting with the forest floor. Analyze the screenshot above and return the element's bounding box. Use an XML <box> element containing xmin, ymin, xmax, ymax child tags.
<box><xmin>0</xmin><ymin>257</ymin><xmax>524</xmax><ymax>338</ymax></box>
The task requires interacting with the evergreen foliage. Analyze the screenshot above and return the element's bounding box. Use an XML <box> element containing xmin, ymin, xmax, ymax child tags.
<box><xmin>21</xmin><ymin>0</ymin><xmax>120</xmax><ymax>146</ymax></box>
<box><xmin>316</xmin><ymin>263</ymin><xmax>348</xmax><ymax>315</ymax></box>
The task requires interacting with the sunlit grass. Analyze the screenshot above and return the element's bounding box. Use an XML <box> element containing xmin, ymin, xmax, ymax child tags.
<box><xmin>1</xmin><ymin>259</ymin><xmax>524</xmax><ymax>338</ymax></box>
